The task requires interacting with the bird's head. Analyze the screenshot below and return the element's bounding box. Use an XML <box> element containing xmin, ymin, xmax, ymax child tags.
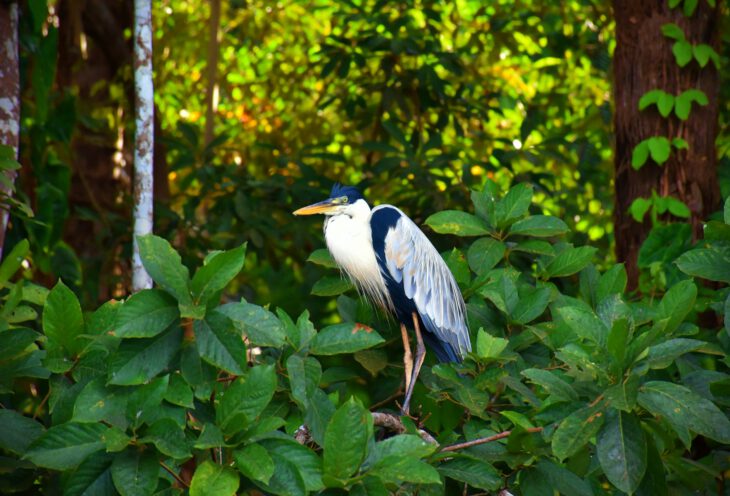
<box><xmin>293</xmin><ymin>183</ymin><xmax>366</xmax><ymax>217</ymax></box>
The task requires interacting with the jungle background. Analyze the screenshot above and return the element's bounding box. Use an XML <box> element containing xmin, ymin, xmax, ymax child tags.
<box><xmin>1</xmin><ymin>0</ymin><xmax>730</xmax><ymax>494</ymax></box>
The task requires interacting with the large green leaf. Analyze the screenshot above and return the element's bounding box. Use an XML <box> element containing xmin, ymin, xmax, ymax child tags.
<box><xmin>545</xmin><ymin>247</ymin><xmax>597</xmax><ymax>278</ymax></box>
<box><xmin>552</xmin><ymin>405</ymin><xmax>604</xmax><ymax>461</ymax></box>
<box><xmin>115</xmin><ymin>289</ymin><xmax>179</xmax><ymax>338</ymax></box>
<box><xmin>194</xmin><ymin>311</ymin><xmax>246</xmax><ymax>375</ymax></box>
<box><xmin>25</xmin><ymin>422</ymin><xmax>108</xmax><ymax>470</ymax></box>
<box><xmin>437</xmin><ymin>457</ymin><xmax>501</xmax><ymax>490</ymax></box>
<box><xmin>216</xmin><ymin>364</ymin><xmax>277</xmax><ymax>436</ymax></box>
<box><xmin>260</xmin><ymin>438</ymin><xmax>324</xmax><ymax>492</ymax></box>
<box><xmin>108</xmin><ymin>327</ymin><xmax>182</xmax><ymax>385</ymax></box>
<box><xmin>189</xmin><ymin>461</ymin><xmax>240</xmax><ymax>496</ymax></box>
<box><xmin>476</xmin><ymin>328</ymin><xmax>508</xmax><ymax>359</ymax></box>
<box><xmin>597</xmin><ymin>410</ymin><xmax>646</xmax><ymax>494</ymax></box>
<box><xmin>234</xmin><ymin>443</ymin><xmax>275</xmax><ymax>484</ymax></box>
<box><xmin>310</xmin><ymin>323</ymin><xmax>384</xmax><ymax>355</ymax></box>
<box><xmin>466</xmin><ymin>238</ymin><xmax>505</xmax><ymax>275</ymax></box>
<box><xmin>509</xmin><ymin>215</ymin><xmax>569</xmax><ymax>238</ymax></box>
<box><xmin>323</xmin><ymin>397</ymin><xmax>372</xmax><ymax>482</ymax></box>
<box><xmin>191</xmin><ymin>243</ymin><xmax>246</xmax><ymax>305</ymax></box>
<box><xmin>139</xmin><ymin>418</ymin><xmax>191</xmax><ymax>459</ymax></box>
<box><xmin>511</xmin><ymin>286</ymin><xmax>551</xmax><ymax>324</ymax></box>
<box><xmin>369</xmin><ymin>457</ymin><xmax>440</xmax><ymax>486</ymax></box>
<box><xmin>137</xmin><ymin>234</ymin><xmax>195</xmax><ymax>315</ymax></box>
<box><xmin>676</xmin><ymin>248</ymin><xmax>730</xmax><ymax>283</ymax></box>
<box><xmin>424</xmin><ymin>210</ymin><xmax>490</xmax><ymax>236</ymax></box>
<box><xmin>656</xmin><ymin>280</ymin><xmax>696</xmax><ymax>333</ymax></box>
<box><xmin>110</xmin><ymin>449</ymin><xmax>159</xmax><ymax>496</ymax></box>
<box><xmin>218</xmin><ymin>301</ymin><xmax>286</xmax><ymax>348</ymax></box>
<box><xmin>286</xmin><ymin>354</ymin><xmax>322</xmax><ymax>408</ymax></box>
<box><xmin>555</xmin><ymin>305</ymin><xmax>608</xmax><ymax>345</ymax></box>
<box><xmin>521</xmin><ymin>368</ymin><xmax>578</xmax><ymax>402</ymax></box>
<box><xmin>311</xmin><ymin>277</ymin><xmax>353</xmax><ymax>296</ymax></box>
<box><xmin>496</xmin><ymin>183</ymin><xmax>533</xmax><ymax>227</ymax></box>
<box><xmin>43</xmin><ymin>279</ymin><xmax>85</xmax><ymax>355</ymax></box>
<box><xmin>638</xmin><ymin>381</ymin><xmax>730</xmax><ymax>444</ymax></box>
<box><xmin>64</xmin><ymin>453</ymin><xmax>115</xmax><ymax>496</ymax></box>
<box><xmin>0</xmin><ymin>239</ymin><xmax>29</xmax><ymax>286</ymax></box>
<box><xmin>72</xmin><ymin>377</ymin><xmax>128</xmax><ymax>427</ymax></box>
<box><xmin>534</xmin><ymin>460</ymin><xmax>593</xmax><ymax>496</ymax></box>
<box><xmin>0</xmin><ymin>409</ymin><xmax>45</xmax><ymax>455</ymax></box>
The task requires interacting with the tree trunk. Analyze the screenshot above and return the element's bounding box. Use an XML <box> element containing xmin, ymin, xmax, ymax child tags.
<box><xmin>613</xmin><ymin>0</ymin><xmax>721</xmax><ymax>289</ymax></box>
<box><xmin>0</xmin><ymin>2</ymin><xmax>20</xmax><ymax>260</ymax></box>
<box><xmin>132</xmin><ymin>0</ymin><xmax>154</xmax><ymax>292</ymax></box>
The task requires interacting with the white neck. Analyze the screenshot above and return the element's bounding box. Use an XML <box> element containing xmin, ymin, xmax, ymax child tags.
<box><xmin>323</xmin><ymin>199</ymin><xmax>390</xmax><ymax>310</ymax></box>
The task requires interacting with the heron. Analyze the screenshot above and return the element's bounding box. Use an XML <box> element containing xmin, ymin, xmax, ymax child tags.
<box><xmin>294</xmin><ymin>184</ymin><xmax>471</xmax><ymax>415</ymax></box>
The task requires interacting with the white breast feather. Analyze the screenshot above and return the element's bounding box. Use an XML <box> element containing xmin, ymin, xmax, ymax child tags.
<box><xmin>324</xmin><ymin>208</ymin><xmax>391</xmax><ymax>311</ymax></box>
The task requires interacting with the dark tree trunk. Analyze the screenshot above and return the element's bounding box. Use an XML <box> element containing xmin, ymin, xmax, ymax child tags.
<box><xmin>0</xmin><ymin>2</ymin><xmax>20</xmax><ymax>259</ymax></box>
<box><xmin>613</xmin><ymin>0</ymin><xmax>722</xmax><ymax>289</ymax></box>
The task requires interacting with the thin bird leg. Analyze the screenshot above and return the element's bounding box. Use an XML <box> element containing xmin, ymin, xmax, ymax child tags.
<box><xmin>401</xmin><ymin>312</ymin><xmax>427</xmax><ymax>416</ymax></box>
<box><xmin>400</xmin><ymin>323</ymin><xmax>413</xmax><ymax>403</ymax></box>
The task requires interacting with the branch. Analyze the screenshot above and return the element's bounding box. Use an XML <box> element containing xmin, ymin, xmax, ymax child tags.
<box><xmin>440</xmin><ymin>427</ymin><xmax>543</xmax><ymax>453</ymax></box>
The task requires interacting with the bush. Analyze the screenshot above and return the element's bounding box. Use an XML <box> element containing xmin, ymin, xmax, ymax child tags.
<box><xmin>1</xmin><ymin>183</ymin><xmax>728</xmax><ymax>495</ymax></box>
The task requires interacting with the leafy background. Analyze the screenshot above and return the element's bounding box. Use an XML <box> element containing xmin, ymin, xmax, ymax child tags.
<box><xmin>1</xmin><ymin>0</ymin><xmax>730</xmax><ymax>495</ymax></box>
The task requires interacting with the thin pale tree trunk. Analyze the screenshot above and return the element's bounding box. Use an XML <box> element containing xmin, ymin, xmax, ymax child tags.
<box><xmin>0</xmin><ymin>3</ymin><xmax>20</xmax><ymax>260</ymax></box>
<box><xmin>204</xmin><ymin>0</ymin><xmax>221</xmax><ymax>146</ymax></box>
<box><xmin>132</xmin><ymin>0</ymin><xmax>154</xmax><ymax>291</ymax></box>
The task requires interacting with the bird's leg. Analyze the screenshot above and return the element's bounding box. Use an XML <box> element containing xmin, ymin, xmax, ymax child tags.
<box><xmin>401</xmin><ymin>312</ymin><xmax>426</xmax><ymax>416</ymax></box>
<box><xmin>400</xmin><ymin>323</ymin><xmax>413</xmax><ymax>404</ymax></box>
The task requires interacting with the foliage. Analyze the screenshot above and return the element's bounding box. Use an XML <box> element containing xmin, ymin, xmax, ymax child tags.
<box><xmin>1</xmin><ymin>183</ymin><xmax>728</xmax><ymax>495</ymax></box>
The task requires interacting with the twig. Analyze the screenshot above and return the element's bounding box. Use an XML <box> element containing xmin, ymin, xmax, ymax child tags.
<box><xmin>32</xmin><ymin>388</ymin><xmax>51</xmax><ymax>420</ymax></box>
<box><xmin>371</xmin><ymin>412</ymin><xmax>438</xmax><ymax>445</ymax></box>
<box><xmin>369</xmin><ymin>388</ymin><xmax>404</xmax><ymax>411</ymax></box>
<box><xmin>160</xmin><ymin>461</ymin><xmax>189</xmax><ymax>488</ymax></box>
<box><xmin>440</xmin><ymin>427</ymin><xmax>543</xmax><ymax>452</ymax></box>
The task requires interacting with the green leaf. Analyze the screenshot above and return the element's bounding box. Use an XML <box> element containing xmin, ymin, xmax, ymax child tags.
<box><xmin>137</xmin><ymin>234</ymin><xmax>193</xmax><ymax>313</ymax></box>
<box><xmin>0</xmin><ymin>239</ymin><xmax>29</xmax><ymax>286</ymax></box>
<box><xmin>189</xmin><ymin>461</ymin><xmax>240</xmax><ymax>496</ymax></box>
<box><xmin>638</xmin><ymin>89</ymin><xmax>663</xmax><ymax>110</ymax></box>
<box><xmin>683</xmin><ymin>0</ymin><xmax>698</xmax><ymax>16</ymax></box>
<box><xmin>724</xmin><ymin>198</ymin><xmax>730</xmax><ymax>225</ymax></box>
<box><xmin>509</xmin><ymin>215</ymin><xmax>569</xmax><ymax>237</ymax></box>
<box><xmin>139</xmin><ymin>418</ymin><xmax>191</xmax><ymax>459</ymax></box>
<box><xmin>693</xmin><ymin>44</ymin><xmax>714</xmax><ymax>67</ymax></box>
<box><xmin>0</xmin><ymin>409</ymin><xmax>44</xmax><ymax>455</ymax></box>
<box><xmin>261</xmin><ymin>438</ymin><xmax>324</xmax><ymax>492</ymax></box>
<box><xmin>216</xmin><ymin>364</ymin><xmax>277</xmax><ymax>436</ymax></box>
<box><xmin>597</xmin><ymin>264</ymin><xmax>627</xmax><ymax>301</ymax></box>
<box><xmin>424</xmin><ymin>210</ymin><xmax>490</xmax><ymax>236</ymax></box>
<box><xmin>115</xmin><ymin>289</ymin><xmax>178</xmax><ymax>338</ymax></box>
<box><xmin>234</xmin><ymin>443</ymin><xmax>275</xmax><ymax>484</ymax></box>
<box><xmin>638</xmin><ymin>381</ymin><xmax>730</xmax><ymax>444</ymax></box>
<box><xmin>646</xmin><ymin>338</ymin><xmax>706</xmax><ymax>369</ymax></box>
<box><xmin>323</xmin><ymin>397</ymin><xmax>372</xmax><ymax>481</ymax></box>
<box><xmin>310</xmin><ymin>323</ymin><xmax>385</xmax><ymax>355</ymax></box>
<box><xmin>306</xmin><ymin>248</ymin><xmax>337</xmax><ymax>268</ymax></box>
<box><xmin>672</xmin><ymin>40</ymin><xmax>693</xmax><ymax>67</ymax></box>
<box><xmin>511</xmin><ymin>286</ymin><xmax>551</xmax><ymax>325</ymax></box>
<box><xmin>287</xmin><ymin>354</ymin><xmax>322</xmax><ymax>408</ymax></box>
<box><xmin>437</xmin><ymin>457</ymin><xmax>501</xmax><ymax>490</ymax></box>
<box><xmin>194</xmin><ymin>311</ymin><xmax>246</xmax><ymax>375</ymax></box>
<box><xmin>108</xmin><ymin>327</ymin><xmax>182</xmax><ymax>385</ymax></box>
<box><xmin>629</xmin><ymin>198</ymin><xmax>654</xmax><ymax>222</ymax></box>
<box><xmin>676</xmin><ymin>248</ymin><xmax>730</xmax><ymax>283</ymax></box>
<box><xmin>672</xmin><ymin>137</ymin><xmax>689</xmax><ymax>150</ymax></box>
<box><xmin>165</xmin><ymin>373</ymin><xmax>194</xmax><ymax>408</ymax></box>
<box><xmin>111</xmin><ymin>449</ymin><xmax>159</xmax><ymax>496</ymax></box>
<box><xmin>597</xmin><ymin>410</ymin><xmax>646</xmax><ymax>494</ymax></box>
<box><xmin>304</xmin><ymin>389</ymin><xmax>335</xmax><ymax>447</ymax></box>
<box><xmin>126</xmin><ymin>376</ymin><xmax>169</xmax><ymax>429</ymax></box>
<box><xmin>25</xmin><ymin>422</ymin><xmax>107</xmax><ymax>470</ymax></box>
<box><xmin>632</xmin><ymin>140</ymin><xmax>650</xmax><ymax>169</ymax></box>
<box><xmin>551</xmin><ymin>405</ymin><xmax>604</xmax><ymax>461</ymax></box>
<box><xmin>475</xmin><ymin>328</ymin><xmax>508</xmax><ymax>359</ymax></box>
<box><xmin>607</xmin><ymin>319</ymin><xmax>630</xmax><ymax>372</ymax></box>
<box><xmin>72</xmin><ymin>377</ymin><xmax>128</xmax><ymax>427</ymax></box>
<box><xmin>657</xmin><ymin>279</ymin><xmax>696</xmax><ymax>333</ymax></box>
<box><xmin>467</xmin><ymin>238</ymin><xmax>505</xmax><ymax>275</ymax></box>
<box><xmin>521</xmin><ymin>368</ymin><xmax>578</xmax><ymax>402</ymax></box>
<box><xmin>218</xmin><ymin>301</ymin><xmax>286</xmax><ymax>348</ymax></box>
<box><xmin>370</xmin><ymin>457</ymin><xmax>440</xmax><ymax>485</ymax></box>
<box><xmin>496</xmin><ymin>183</ymin><xmax>533</xmax><ymax>227</ymax></box>
<box><xmin>64</xmin><ymin>453</ymin><xmax>114</xmax><ymax>496</ymax></box>
<box><xmin>656</xmin><ymin>92</ymin><xmax>674</xmax><ymax>117</ymax></box>
<box><xmin>605</xmin><ymin>375</ymin><xmax>639</xmax><ymax>412</ymax></box>
<box><xmin>545</xmin><ymin>246</ymin><xmax>597</xmax><ymax>278</ymax></box>
<box><xmin>556</xmin><ymin>305</ymin><xmax>608</xmax><ymax>345</ymax></box>
<box><xmin>534</xmin><ymin>460</ymin><xmax>593</xmax><ymax>496</ymax></box>
<box><xmin>191</xmin><ymin>243</ymin><xmax>246</xmax><ymax>305</ymax></box>
<box><xmin>471</xmin><ymin>188</ymin><xmax>497</xmax><ymax>227</ymax></box>
<box><xmin>312</xmin><ymin>276</ymin><xmax>353</xmax><ymax>296</ymax></box>
<box><xmin>660</xmin><ymin>23</ymin><xmax>685</xmax><ymax>40</ymax></box>
<box><xmin>43</xmin><ymin>279</ymin><xmax>85</xmax><ymax>355</ymax></box>
<box><xmin>647</xmin><ymin>137</ymin><xmax>671</xmax><ymax>164</ymax></box>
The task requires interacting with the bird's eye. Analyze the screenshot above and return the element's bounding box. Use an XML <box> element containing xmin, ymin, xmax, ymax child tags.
<box><xmin>338</xmin><ymin>196</ymin><xmax>348</xmax><ymax>204</ymax></box>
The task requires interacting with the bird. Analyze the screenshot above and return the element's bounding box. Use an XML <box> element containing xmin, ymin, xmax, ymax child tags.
<box><xmin>294</xmin><ymin>183</ymin><xmax>471</xmax><ymax>415</ymax></box>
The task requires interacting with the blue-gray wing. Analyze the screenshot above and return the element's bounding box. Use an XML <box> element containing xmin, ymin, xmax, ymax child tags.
<box><xmin>371</xmin><ymin>205</ymin><xmax>471</xmax><ymax>361</ymax></box>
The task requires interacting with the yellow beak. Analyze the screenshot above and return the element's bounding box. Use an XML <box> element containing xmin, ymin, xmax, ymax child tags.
<box><xmin>293</xmin><ymin>199</ymin><xmax>340</xmax><ymax>216</ymax></box>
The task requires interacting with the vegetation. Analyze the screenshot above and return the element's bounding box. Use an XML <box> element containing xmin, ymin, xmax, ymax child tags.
<box><xmin>0</xmin><ymin>0</ymin><xmax>729</xmax><ymax>495</ymax></box>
